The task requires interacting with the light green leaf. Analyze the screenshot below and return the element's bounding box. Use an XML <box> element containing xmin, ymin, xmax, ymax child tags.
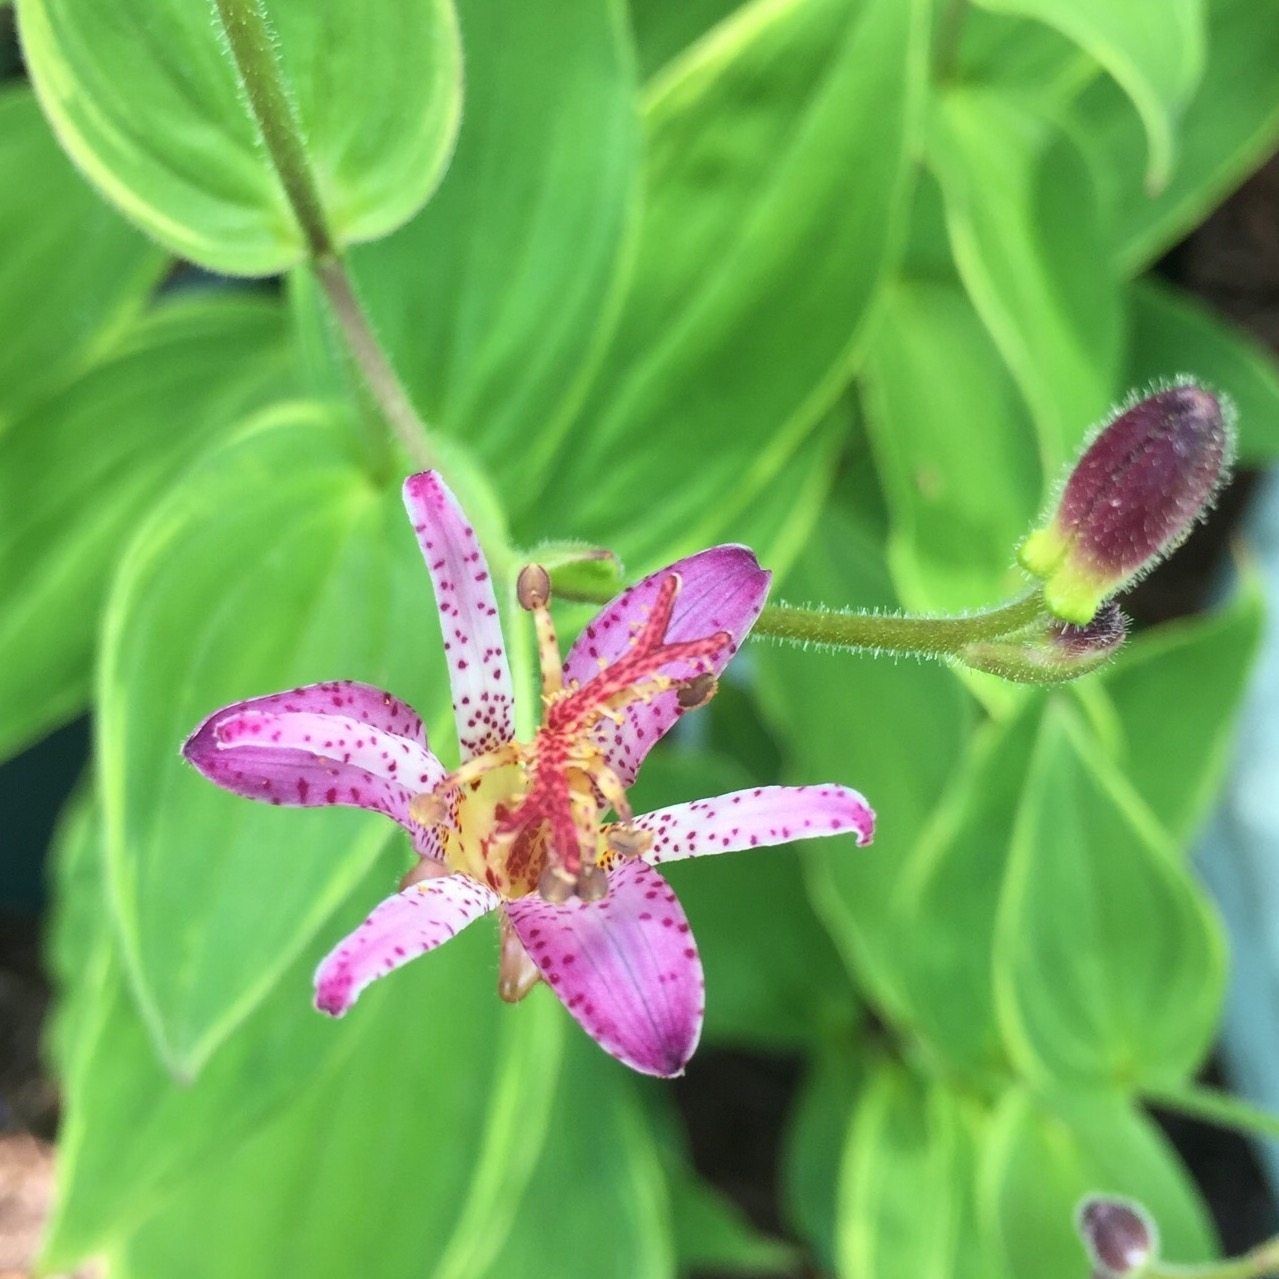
<box><xmin>98</xmin><ymin>405</ymin><xmax>453</xmax><ymax>1074</ymax></box>
<box><xmin>0</xmin><ymin>85</ymin><xmax>164</xmax><ymax>425</ymax></box>
<box><xmin>328</xmin><ymin>0</ymin><xmax>639</xmax><ymax>497</ymax></box>
<box><xmin>18</xmin><ymin>0</ymin><xmax>462</xmax><ymax>274</ymax></box>
<box><xmin>754</xmin><ymin>505</ymin><xmax>975</xmax><ymax>1018</ymax></box>
<box><xmin>102</xmin><ymin>931</ymin><xmax>563</xmax><ymax>1279</ymax></box>
<box><xmin>994</xmin><ymin>704</ymin><xmax>1225</xmax><ymax>1089</ymax></box>
<box><xmin>529</xmin><ymin>0</ymin><xmax>929</xmax><ymax>567</ymax></box>
<box><xmin>782</xmin><ymin>1040</ymin><xmax>867</xmax><ymax>1271</ymax></box>
<box><xmin>630</xmin><ymin>743</ymin><xmax>855</xmax><ymax>1050</ymax></box>
<box><xmin>630</xmin><ymin>0</ymin><xmax>746</xmax><ymax>80</ymax></box>
<box><xmin>837</xmin><ymin>1061</ymin><xmax>992</xmax><ymax>1278</ymax></box>
<box><xmin>1128</xmin><ymin>277</ymin><xmax>1279</xmax><ymax>462</ymax></box>
<box><xmin>893</xmin><ymin>707</ymin><xmax>1042</xmax><ymax>1085</ymax></box>
<box><xmin>929</xmin><ymin>86</ymin><xmax>1122</xmax><ymax>470</ymax></box>
<box><xmin>477</xmin><ymin>1038</ymin><xmax>670</xmax><ymax>1279</ymax></box>
<box><xmin>0</xmin><ymin>294</ymin><xmax>295</xmax><ymax>763</ymax></box>
<box><xmin>1077</xmin><ymin>0</ymin><xmax>1279</xmax><ymax>275</ymax></box>
<box><xmin>971</xmin><ymin>0</ymin><xmax>1205</xmax><ymax>191</ymax></box>
<box><xmin>1099</xmin><ymin>587</ymin><xmax>1264</xmax><ymax>844</ymax></box>
<box><xmin>860</xmin><ymin>277</ymin><xmax>1041</xmax><ymax>612</ymax></box>
<box><xmin>981</xmin><ymin>1087</ymin><xmax>1216</xmax><ymax>1278</ymax></box>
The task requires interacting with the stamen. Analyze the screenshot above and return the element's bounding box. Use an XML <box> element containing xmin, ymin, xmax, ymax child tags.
<box><xmin>677</xmin><ymin>671</ymin><xmax>718</xmax><ymax>710</ymax></box>
<box><xmin>517</xmin><ymin>562</ymin><xmax>564</xmax><ymax>700</ymax></box>
<box><xmin>606</xmin><ymin>825</ymin><xmax>653</xmax><ymax>860</ymax></box>
<box><xmin>538</xmin><ymin>864</ymin><xmax>577</xmax><ymax>903</ymax></box>
<box><xmin>575</xmin><ymin>866</ymin><xmax>608</xmax><ymax>902</ymax></box>
<box><xmin>497</xmin><ymin>912</ymin><xmax>542</xmax><ymax>1002</ymax></box>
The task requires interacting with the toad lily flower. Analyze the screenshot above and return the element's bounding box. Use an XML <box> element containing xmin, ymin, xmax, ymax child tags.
<box><xmin>184</xmin><ymin>472</ymin><xmax>874</xmax><ymax>1076</ymax></box>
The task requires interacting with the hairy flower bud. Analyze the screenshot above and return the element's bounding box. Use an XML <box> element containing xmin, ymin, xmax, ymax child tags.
<box><xmin>1077</xmin><ymin>1196</ymin><xmax>1157</xmax><ymax>1276</ymax></box>
<box><xmin>1020</xmin><ymin>383</ymin><xmax>1233</xmax><ymax>623</ymax></box>
<box><xmin>959</xmin><ymin>602</ymin><xmax>1128</xmax><ymax>684</ymax></box>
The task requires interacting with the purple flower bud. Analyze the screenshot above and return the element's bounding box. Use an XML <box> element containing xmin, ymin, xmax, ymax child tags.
<box><xmin>959</xmin><ymin>602</ymin><xmax>1128</xmax><ymax>684</ymax></box>
<box><xmin>1077</xmin><ymin>1196</ymin><xmax>1157</xmax><ymax>1276</ymax></box>
<box><xmin>1020</xmin><ymin>383</ymin><xmax>1233</xmax><ymax>623</ymax></box>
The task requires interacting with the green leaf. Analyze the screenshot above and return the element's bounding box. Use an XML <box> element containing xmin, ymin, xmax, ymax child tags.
<box><xmin>18</xmin><ymin>0</ymin><xmax>462</xmax><ymax>274</ymax></box>
<box><xmin>837</xmin><ymin>1061</ymin><xmax>990</xmax><ymax>1277</ymax></box>
<box><xmin>1099</xmin><ymin>586</ymin><xmax>1264</xmax><ymax>844</ymax></box>
<box><xmin>630</xmin><ymin>744</ymin><xmax>856</xmax><ymax>1050</ymax></box>
<box><xmin>1127</xmin><ymin>277</ymin><xmax>1279</xmax><ymax>462</ymax></box>
<box><xmin>101</xmin><ymin>931</ymin><xmax>564</xmax><ymax>1279</ymax></box>
<box><xmin>529</xmin><ymin>0</ymin><xmax>930</xmax><ymax>566</ymax></box>
<box><xmin>782</xmin><ymin>1039</ymin><xmax>866</xmax><ymax>1271</ymax></box>
<box><xmin>981</xmin><ymin>1087</ymin><xmax>1216</xmax><ymax>1278</ymax></box>
<box><xmin>994</xmin><ymin>704</ymin><xmax>1225</xmax><ymax>1090</ymax></box>
<box><xmin>630</xmin><ymin>0</ymin><xmax>745</xmax><ymax>80</ymax></box>
<box><xmin>97</xmin><ymin>405</ymin><xmax>453</xmax><ymax>1074</ymax></box>
<box><xmin>0</xmin><ymin>85</ymin><xmax>165</xmax><ymax>425</ymax></box>
<box><xmin>0</xmin><ymin>293</ymin><xmax>295</xmax><ymax>763</ymax></box>
<box><xmin>1075</xmin><ymin>0</ymin><xmax>1279</xmax><ymax>275</ymax></box>
<box><xmin>859</xmin><ymin>277</ymin><xmax>1042</xmax><ymax>612</ymax></box>
<box><xmin>928</xmin><ymin>86</ymin><xmax>1122</xmax><ymax>470</ymax></box>
<box><xmin>893</xmin><ymin>707</ymin><xmax>1043</xmax><ymax>1085</ymax></box>
<box><xmin>477</xmin><ymin>1038</ymin><xmax>670</xmax><ymax>1279</ymax></box>
<box><xmin>328</xmin><ymin>0</ymin><xmax>639</xmax><ymax>497</ymax></box>
<box><xmin>970</xmin><ymin>0</ymin><xmax>1206</xmax><ymax>191</ymax></box>
<box><xmin>754</xmin><ymin>505</ymin><xmax>974</xmax><ymax>1017</ymax></box>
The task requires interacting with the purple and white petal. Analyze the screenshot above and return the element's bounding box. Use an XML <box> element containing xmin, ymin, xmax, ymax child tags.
<box><xmin>563</xmin><ymin>546</ymin><xmax>771</xmax><ymax>784</ymax></box>
<box><xmin>508</xmin><ymin>859</ymin><xmax>703</xmax><ymax>1077</ymax></box>
<box><xmin>314</xmin><ymin>874</ymin><xmax>498</xmax><ymax>1016</ymax></box>
<box><xmin>633</xmin><ymin>784</ymin><xmax>875</xmax><ymax>864</ymax></box>
<box><xmin>403</xmin><ymin>472</ymin><xmax>515</xmax><ymax>760</ymax></box>
<box><xmin>183</xmin><ymin>684</ymin><xmax>446</xmax><ymax>858</ymax></box>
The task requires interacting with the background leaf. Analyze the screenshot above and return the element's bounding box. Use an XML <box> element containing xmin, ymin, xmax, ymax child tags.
<box><xmin>0</xmin><ymin>85</ymin><xmax>165</xmax><ymax>425</ymax></box>
<box><xmin>18</xmin><ymin>0</ymin><xmax>462</xmax><ymax>273</ymax></box>
<box><xmin>0</xmin><ymin>293</ymin><xmax>295</xmax><ymax>762</ymax></box>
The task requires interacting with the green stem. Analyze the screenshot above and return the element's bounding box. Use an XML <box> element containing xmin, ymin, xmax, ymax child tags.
<box><xmin>213</xmin><ymin>0</ymin><xmax>436</xmax><ymax>472</ymax></box>
<box><xmin>552</xmin><ymin>572</ymin><xmax>1047</xmax><ymax>659</ymax></box>
<box><xmin>1146</xmin><ymin>1081</ymin><xmax>1279</xmax><ymax>1144</ymax></box>
<box><xmin>1148</xmin><ymin>1239</ymin><xmax>1279</xmax><ymax>1279</ymax></box>
<box><xmin>312</xmin><ymin>259</ymin><xmax>437</xmax><ymax>471</ymax></box>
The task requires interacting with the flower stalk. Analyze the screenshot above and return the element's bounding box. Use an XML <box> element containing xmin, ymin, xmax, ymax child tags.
<box><xmin>212</xmin><ymin>0</ymin><xmax>436</xmax><ymax>472</ymax></box>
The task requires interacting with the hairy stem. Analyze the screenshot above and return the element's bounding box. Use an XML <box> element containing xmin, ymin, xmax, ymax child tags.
<box><xmin>213</xmin><ymin>0</ymin><xmax>436</xmax><ymax>471</ymax></box>
<box><xmin>552</xmin><ymin>570</ymin><xmax>1047</xmax><ymax>659</ymax></box>
<box><xmin>1149</xmin><ymin>1239</ymin><xmax>1279</xmax><ymax>1279</ymax></box>
<box><xmin>313</xmin><ymin>259</ymin><xmax>436</xmax><ymax>470</ymax></box>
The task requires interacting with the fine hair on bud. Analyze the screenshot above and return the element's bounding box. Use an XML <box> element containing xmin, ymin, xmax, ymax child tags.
<box><xmin>1076</xmin><ymin>1196</ymin><xmax>1157</xmax><ymax>1276</ymax></box>
<box><xmin>1019</xmin><ymin>379</ymin><xmax>1235</xmax><ymax>623</ymax></box>
<box><xmin>957</xmin><ymin>601</ymin><xmax>1129</xmax><ymax>685</ymax></box>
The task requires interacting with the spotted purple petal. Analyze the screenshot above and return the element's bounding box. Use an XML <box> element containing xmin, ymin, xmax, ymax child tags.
<box><xmin>562</xmin><ymin>546</ymin><xmax>771</xmax><ymax>784</ymax></box>
<box><xmin>182</xmin><ymin>681</ymin><xmax>445</xmax><ymax>859</ymax></box>
<box><xmin>632</xmin><ymin>784</ymin><xmax>875</xmax><ymax>863</ymax></box>
<box><xmin>403</xmin><ymin>471</ymin><xmax>515</xmax><ymax>760</ymax></box>
<box><xmin>507</xmin><ymin>859</ymin><xmax>704</xmax><ymax>1077</ymax></box>
<box><xmin>314</xmin><ymin>874</ymin><xmax>499</xmax><ymax>1016</ymax></box>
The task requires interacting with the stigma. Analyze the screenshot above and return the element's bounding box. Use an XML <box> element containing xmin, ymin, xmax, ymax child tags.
<box><xmin>408</xmin><ymin>565</ymin><xmax>728</xmax><ymax>904</ymax></box>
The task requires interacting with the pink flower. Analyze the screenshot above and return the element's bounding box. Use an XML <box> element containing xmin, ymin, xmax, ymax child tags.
<box><xmin>183</xmin><ymin>472</ymin><xmax>874</xmax><ymax>1076</ymax></box>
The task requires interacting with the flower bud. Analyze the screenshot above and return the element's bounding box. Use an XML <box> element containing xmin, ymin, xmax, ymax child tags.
<box><xmin>1020</xmin><ymin>383</ymin><xmax>1233</xmax><ymax>623</ymax></box>
<box><xmin>959</xmin><ymin>602</ymin><xmax>1128</xmax><ymax>684</ymax></box>
<box><xmin>1076</xmin><ymin>1196</ymin><xmax>1157</xmax><ymax>1276</ymax></box>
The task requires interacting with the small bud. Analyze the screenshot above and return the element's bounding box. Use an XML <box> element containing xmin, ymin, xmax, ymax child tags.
<box><xmin>575</xmin><ymin>865</ymin><xmax>609</xmax><ymax>902</ymax></box>
<box><xmin>676</xmin><ymin>672</ymin><xmax>718</xmax><ymax>711</ymax></box>
<box><xmin>959</xmin><ymin>602</ymin><xmax>1128</xmax><ymax>685</ymax></box>
<box><xmin>1020</xmin><ymin>383</ymin><xmax>1232</xmax><ymax>623</ymax></box>
<box><xmin>1077</xmin><ymin>1196</ymin><xmax>1157</xmax><ymax>1276</ymax></box>
<box><xmin>516</xmin><ymin>563</ymin><xmax>551</xmax><ymax>611</ymax></box>
<box><xmin>607</xmin><ymin>825</ymin><xmax>654</xmax><ymax>860</ymax></box>
<box><xmin>537</xmin><ymin>864</ymin><xmax>577</xmax><ymax>904</ymax></box>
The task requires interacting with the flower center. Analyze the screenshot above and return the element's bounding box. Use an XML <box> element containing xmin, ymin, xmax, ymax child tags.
<box><xmin>409</xmin><ymin>566</ymin><xmax>728</xmax><ymax>902</ymax></box>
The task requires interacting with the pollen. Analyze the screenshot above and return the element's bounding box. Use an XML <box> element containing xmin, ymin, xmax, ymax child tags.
<box><xmin>408</xmin><ymin>567</ymin><xmax>729</xmax><ymax>903</ymax></box>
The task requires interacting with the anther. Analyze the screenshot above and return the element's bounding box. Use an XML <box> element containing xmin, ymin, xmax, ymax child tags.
<box><xmin>409</xmin><ymin>790</ymin><xmax>448</xmax><ymax>827</ymax></box>
<box><xmin>516</xmin><ymin>563</ymin><xmax>552</xmax><ymax>611</ymax></box>
<box><xmin>607</xmin><ymin>826</ymin><xmax>653</xmax><ymax>860</ymax></box>
<box><xmin>538</xmin><ymin>864</ymin><xmax>577</xmax><ymax>904</ymax></box>
<box><xmin>575</xmin><ymin>865</ymin><xmax>609</xmax><ymax>902</ymax></box>
<box><xmin>677</xmin><ymin>672</ymin><xmax>718</xmax><ymax>711</ymax></box>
